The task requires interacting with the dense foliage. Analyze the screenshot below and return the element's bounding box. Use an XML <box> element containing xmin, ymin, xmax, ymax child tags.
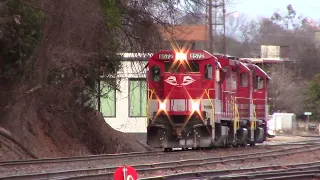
<box><xmin>0</xmin><ymin>0</ymin><xmax>44</xmax><ymax>80</ymax></box>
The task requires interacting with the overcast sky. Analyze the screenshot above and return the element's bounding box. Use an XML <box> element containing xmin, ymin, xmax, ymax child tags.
<box><xmin>228</xmin><ymin>0</ymin><xmax>320</xmax><ymax>21</ymax></box>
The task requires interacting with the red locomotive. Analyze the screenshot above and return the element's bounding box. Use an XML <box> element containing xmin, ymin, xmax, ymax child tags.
<box><xmin>146</xmin><ymin>49</ymin><xmax>270</xmax><ymax>151</ymax></box>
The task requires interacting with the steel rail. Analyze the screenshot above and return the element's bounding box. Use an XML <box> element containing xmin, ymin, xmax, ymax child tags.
<box><xmin>141</xmin><ymin>162</ymin><xmax>320</xmax><ymax>180</ymax></box>
<box><xmin>1</xmin><ymin>139</ymin><xmax>318</xmax><ymax>167</ymax></box>
<box><xmin>217</xmin><ymin>169</ymin><xmax>320</xmax><ymax>180</ymax></box>
<box><xmin>0</xmin><ymin>150</ymin><xmax>167</xmax><ymax>166</ymax></box>
<box><xmin>57</xmin><ymin>145</ymin><xmax>320</xmax><ymax>180</ymax></box>
<box><xmin>2</xmin><ymin>143</ymin><xmax>319</xmax><ymax>180</ymax></box>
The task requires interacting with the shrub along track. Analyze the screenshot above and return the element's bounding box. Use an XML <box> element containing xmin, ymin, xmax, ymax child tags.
<box><xmin>1</xmin><ymin>140</ymin><xmax>320</xmax><ymax>180</ymax></box>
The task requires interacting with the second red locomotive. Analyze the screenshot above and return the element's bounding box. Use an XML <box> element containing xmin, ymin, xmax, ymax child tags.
<box><xmin>146</xmin><ymin>50</ymin><xmax>270</xmax><ymax>151</ymax></box>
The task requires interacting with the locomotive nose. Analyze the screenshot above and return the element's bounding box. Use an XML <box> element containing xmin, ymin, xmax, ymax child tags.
<box><xmin>164</xmin><ymin>74</ymin><xmax>196</xmax><ymax>86</ymax></box>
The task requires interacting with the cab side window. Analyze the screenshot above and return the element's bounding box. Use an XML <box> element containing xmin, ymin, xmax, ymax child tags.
<box><xmin>151</xmin><ymin>66</ymin><xmax>160</xmax><ymax>82</ymax></box>
<box><xmin>205</xmin><ymin>64</ymin><xmax>212</xmax><ymax>79</ymax></box>
<box><xmin>255</xmin><ymin>76</ymin><xmax>264</xmax><ymax>89</ymax></box>
<box><xmin>240</xmin><ymin>73</ymin><xmax>248</xmax><ymax>87</ymax></box>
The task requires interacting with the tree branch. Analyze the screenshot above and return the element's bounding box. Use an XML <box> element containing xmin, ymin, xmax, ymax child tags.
<box><xmin>3</xmin><ymin>84</ymin><xmax>42</xmax><ymax>112</ymax></box>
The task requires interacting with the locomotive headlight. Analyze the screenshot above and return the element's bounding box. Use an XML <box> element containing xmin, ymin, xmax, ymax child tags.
<box><xmin>192</xmin><ymin>102</ymin><xmax>200</xmax><ymax>111</ymax></box>
<box><xmin>159</xmin><ymin>101</ymin><xmax>166</xmax><ymax>111</ymax></box>
<box><xmin>175</xmin><ymin>52</ymin><xmax>187</xmax><ymax>61</ymax></box>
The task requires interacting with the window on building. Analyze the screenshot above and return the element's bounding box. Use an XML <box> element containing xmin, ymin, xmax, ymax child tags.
<box><xmin>255</xmin><ymin>76</ymin><xmax>264</xmax><ymax>89</ymax></box>
<box><xmin>205</xmin><ymin>64</ymin><xmax>213</xmax><ymax>79</ymax></box>
<box><xmin>129</xmin><ymin>79</ymin><xmax>147</xmax><ymax>117</ymax></box>
<box><xmin>100</xmin><ymin>80</ymin><xmax>116</xmax><ymax>117</ymax></box>
<box><xmin>240</xmin><ymin>73</ymin><xmax>248</xmax><ymax>87</ymax></box>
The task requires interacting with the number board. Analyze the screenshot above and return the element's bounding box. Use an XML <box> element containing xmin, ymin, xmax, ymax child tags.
<box><xmin>159</xmin><ymin>53</ymin><xmax>205</xmax><ymax>60</ymax></box>
<box><xmin>159</xmin><ymin>54</ymin><xmax>174</xmax><ymax>60</ymax></box>
<box><xmin>190</xmin><ymin>53</ymin><xmax>205</xmax><ymax>59</ymax></box>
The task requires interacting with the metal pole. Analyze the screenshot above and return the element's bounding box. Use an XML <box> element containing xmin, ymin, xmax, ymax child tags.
<box><xmin>97</xmin><ymin>79</ymin><xmax>101</xmax><ymax>111</ymax></box>
<box><xmin>306</xmin><ymin>115</ymin><xmax>309</xmax><ymax>132</ymax></box>
<box><xmin>208</xmin><ymin>0</ymin><xmax>213</xmax><ymax>54</ymax></box>
<box><xmin>223</xmin><ymin>0</ymin><xmax>226</xmax><ymax>55</ymax></box>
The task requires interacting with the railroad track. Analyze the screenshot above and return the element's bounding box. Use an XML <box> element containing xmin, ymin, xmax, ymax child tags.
<box><xmin>141</xmin><ymin>161</ymin><xmax>320</xmax><ymax>180</ymax></box>
<box><xmin>0</xmin><ymin>150</ymin><xmax>166</xmax><ymax>166</ymax></box>
<box><xmin>2</xmin><ymin>142</ymin><xmax>319</xmax><ymax>180</ymax></box>
<box><xmin>216</xmin><ymin>164</ymin><xmax>320</xmax><ymax>180</ymax></box>
<box><xmin>1</xmin><ymin>139</ymin><xmax>317</xmax><ymax>167</ymax></box>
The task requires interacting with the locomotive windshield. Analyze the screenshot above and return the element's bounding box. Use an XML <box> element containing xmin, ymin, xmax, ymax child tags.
<box><xmin>165</xmin><ymin>61</ymin><xmax>180</xmax><ymax>73</ymax></box>
<box><xmin>183</xmin><ymin>61</ymin><xmax>199</xmax><ymax>72</ymax></box>
<box><xmin>164</xmin><ymin>61</ymin><xmax>199</xmax><ymax>73</ymax></box>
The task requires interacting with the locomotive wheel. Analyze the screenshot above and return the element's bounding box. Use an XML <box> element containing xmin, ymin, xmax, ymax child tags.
<box><xmin>224</xmin><ymin>144</ymin><xmax>232</xmax><ymax>148</ymax></box>
<box><xmin>240</xmin><ymin>143</ymin><xmax>247</xmax><ymax>147</ymax></box>
<box><xmin>233</xmin><ymin>144</ymin><xmax>240</xmax><ymax>148</ymax></box>
<box><xmin>249</xmin><ymin>142</ymin><xmax>256</xmax><ymax>146</ymax></box>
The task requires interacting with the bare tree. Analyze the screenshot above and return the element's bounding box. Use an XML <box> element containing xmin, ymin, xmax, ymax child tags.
<box><xmin>237</xmin><ymin>4</ymin><xmax>320</xmax><ymax>115</ymax></box>
<box><xmin>268</xmin><ymin>64</ymin><xmax>307</xmax><ymax>114</ymax></box>
<box><xmin>225</xmin><ymin>13</ymin><xmax>246</xmax><ymax>37</ymax></box>
<box><xmin>0</xmin><ymin>0</ymin><xmax>211</xmax><ymax>158</ymax></box>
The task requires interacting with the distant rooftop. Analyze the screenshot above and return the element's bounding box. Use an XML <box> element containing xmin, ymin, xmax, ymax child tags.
<box><xmin>239</xmin><ymin>58</ymin><xmax>290</xmax><ymax>64</ymax></box>
<box><xmin>159</xmin><ymin>25</ymin><xmax>207</xmax><ymax>41</ymax></box>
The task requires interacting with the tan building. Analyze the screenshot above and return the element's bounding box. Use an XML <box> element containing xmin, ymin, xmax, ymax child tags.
<box><xmin>158</xmin><ymin>24</ymin><xmax>209</xmax><ymax>51</ymax></box>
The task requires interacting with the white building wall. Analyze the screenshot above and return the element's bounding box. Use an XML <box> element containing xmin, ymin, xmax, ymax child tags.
<box><xmin>104</xmin><ymin>60</ymin><xmax>148</xmax><ymax>133</ymax></box>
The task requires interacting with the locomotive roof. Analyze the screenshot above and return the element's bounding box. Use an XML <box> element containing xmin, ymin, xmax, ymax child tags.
<box><xmin>239</xmin><ymin>62</ymin><xmax>250</xmax><ymax>71</ymax></box>
<box><xmin>117</xmin><ymin>52</ymin><xmax>237</xmax><ymax>61</ymax></box>
<box><xmin>255</xmin><ymin>65</ymin><xmax>271</xmax><ymax>80</ymax></box>
<box><xmin>117</xmin><ymin>52</ymin><xmax>270</xmax><ymax>80</ymax></box>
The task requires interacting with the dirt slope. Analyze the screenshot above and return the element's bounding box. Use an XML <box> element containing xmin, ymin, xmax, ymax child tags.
<box><xmin>0</xmin><ymin>0</ymin><xmax>150</xmax><ymax>160</ymax></box>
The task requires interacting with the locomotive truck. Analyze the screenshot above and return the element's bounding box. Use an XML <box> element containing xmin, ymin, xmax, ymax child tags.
<box><xmin>145</xmin><ymin>50</ymin><xmax>270</xmax><ymax>151</ymax></box>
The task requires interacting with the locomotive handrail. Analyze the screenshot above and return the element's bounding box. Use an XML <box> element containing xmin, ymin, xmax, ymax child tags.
<box><xmin>222</xmin><ymin>90</ymin><xmax>236</xmax><ymax>94</ymax></box>
<box><xmin>253</xmin><ymin>98</ymin><xmax>266</xmax><ymax>101</ymax></box>
<box><xmin>251</xmin><ymin>98</ymin><xmax>257</xmax><ymax>130</ymax></box>
<box><xmin>235</xmin><ymin>97</ymin><xmax>251</xmax><ymax>100</ymax></box>
<box><xmin>204</xmin><ymin>89</ymin><xmax>215</xmax><ymax>128</ymax></box>
<box><xmin>205</xmin><ymin>88</ymin><xmax>215</xmax><ymax>99</ymax></box>
<box><xmin>231</xmin><ymin>96</ymin><xmax>240</xmax><ymax>140</ymax></box>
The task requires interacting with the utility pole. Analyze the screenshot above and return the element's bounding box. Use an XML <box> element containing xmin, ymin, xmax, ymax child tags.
<box><xmin>222</xmin><ymin>0</ymin><xmax>226</xmax><ymax>55</ymax></box>
<box><xmin>207</xmin><ymin>0</ymin><xmax>225</xmax><ymax>55</ymax></box>
<box><xmin>208</xmin><ymin>0</ymin><xmax>213</xmax><ymax>54</ymax></box>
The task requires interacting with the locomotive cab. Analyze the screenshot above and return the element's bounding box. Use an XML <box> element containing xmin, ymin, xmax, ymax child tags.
<box><xmin>146</xmin><ymin>50</ymin><xmax>271</xmax><ymax>151</ymax></box>
<box><xmin>251</xmin><ymin>65</ymin><xmax>270</xmax><ymax>142</ymax></box>
<box><xmin>244</xmin><ymin>63</ymin><xmax>270</xmax><ymax>144</ymax></box>
<box><xmin>146</xmin><ymin>50</ymin><xmax>219</xmax><ymax>149</ymax></box>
